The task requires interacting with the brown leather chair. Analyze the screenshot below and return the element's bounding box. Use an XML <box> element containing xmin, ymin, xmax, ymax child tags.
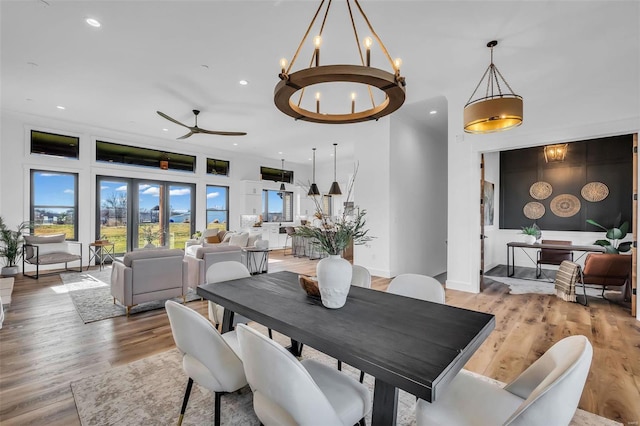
<box><xmin>537</xmin><ymin>240</ymin><xmax>573</xmax><ymax>278</ymax></box>
<box><xmin>581</xmin><ymin>253</ymin><xmax>632</xmax><ymax>302</ymax></box>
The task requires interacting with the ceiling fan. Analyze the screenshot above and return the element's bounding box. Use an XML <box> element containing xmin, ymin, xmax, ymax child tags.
<box><xmin>156</xmin><ymin>109</ymin><xmax>247</xmax><ymax>139</ymax></box>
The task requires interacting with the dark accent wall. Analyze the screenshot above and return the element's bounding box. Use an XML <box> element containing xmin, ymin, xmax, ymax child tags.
<box><xmin>500</xmin><ymin>134</ymin><xmax>633</xmax><ymax>231</ymax></box>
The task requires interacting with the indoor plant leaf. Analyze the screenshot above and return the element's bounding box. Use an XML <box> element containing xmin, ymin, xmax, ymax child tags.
<box><xmin>617</xmin><ymin>241</ymin><xmax>632</xmax><ymax>253</ymax></box>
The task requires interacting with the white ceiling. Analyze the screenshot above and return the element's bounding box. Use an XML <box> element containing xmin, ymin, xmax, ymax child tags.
<box><xmin>1</xmin><ymin>1</ymin><xmax>638</xmax><ymax>165</ymax></box>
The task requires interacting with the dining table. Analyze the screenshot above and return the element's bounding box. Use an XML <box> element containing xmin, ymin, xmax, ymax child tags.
<box><xmin>197</xmin><ymin>270</ymin><xmax>495</xmax><ymax>426</ymax></box>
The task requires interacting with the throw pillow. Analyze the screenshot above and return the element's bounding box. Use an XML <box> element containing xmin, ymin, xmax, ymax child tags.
<box><xmin>222</xmin><ymin>232</ymin><xmax>235</xmax><ymax>243</ymax></box>
<box><xmin>228</xmin><ymin>232</ymin><xmax>249</xmax><ymax>247</ymax></box>
<box><xmin>23</xmin><ymin>233</ymin><xmax>66</xmax><ymax>259</ymax></box>
<box><xmin>205</xmin><ymin>235</ymin><xmax>221</xmax><ymax>244</ymax></box>
<box><xmin>247</xmin><ymin>233</ymin><xmax>262</xmax><ymax>247</ymax></box>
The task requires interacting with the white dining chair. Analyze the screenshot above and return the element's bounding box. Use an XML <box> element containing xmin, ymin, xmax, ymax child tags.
<box><xmin>351</xmin><ymin>264</ymin><xmax>372</xmax><ymax>289</ymax></box>
<box><xmin>236</xmin><ymin>323</ymin><xmax>372</xmax><ymax>426</ymax></box>
<box><xmin>386</xmin><ymin>273</ymin><xmax>445</xmax><ymax>304</ymax></box>
<box><xmin>416</xmin><ymin>335</ymin><xmax>593</xmax><ymax>426</ymax></box>
<box><xmin>336</xmin><ymin>264</ymin><xmax>372</xmax><ymax>382</ymax></box>
<box><xmin>206</xmin><ymin>260</ymin><xmax>273</xmax><ymax>338</ymax></box>
<box><xmin>165</xmin><ymin>300</ymin><xmax>247</xmax><ymax>426</ymax></box>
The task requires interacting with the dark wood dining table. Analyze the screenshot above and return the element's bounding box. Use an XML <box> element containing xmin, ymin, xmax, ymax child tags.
<box><xmin>197</xmin><ymin>270</ymin><xmax>495</xmax><ymax>426</ymax></box>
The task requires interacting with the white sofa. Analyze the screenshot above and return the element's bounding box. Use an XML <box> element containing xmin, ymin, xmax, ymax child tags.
<box><xmin>110</xmin><ymin>248</ymin><xmax>188</xmax><ymax>316</ymax></box>
<box><xmin>184</xmin><ymin>230</ymin><xmax>264</xmax><ymax>286</ymax></box>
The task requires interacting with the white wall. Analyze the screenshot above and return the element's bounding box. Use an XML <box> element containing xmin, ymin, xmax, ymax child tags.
<box><xmin>389</xmin><ymin>100</ymin><xmax>448</xmax><ymax>277</ymax></box>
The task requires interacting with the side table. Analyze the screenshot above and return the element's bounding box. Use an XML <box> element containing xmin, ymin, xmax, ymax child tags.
<box><xmin>242</xmin><ymin>248</ymin><xmax>270</xmax><ymax>275</ymax></box>
<box><xmin>88</xmin><ymin>241</ymin><xmax>115</xmax><ymax>271</ymax></box>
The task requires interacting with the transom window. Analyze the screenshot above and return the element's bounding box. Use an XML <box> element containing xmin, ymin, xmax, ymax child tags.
<box><xmin>31</xmin><ymin>130</ymin><xmax>79</xmax><ymax>159</ymax></box>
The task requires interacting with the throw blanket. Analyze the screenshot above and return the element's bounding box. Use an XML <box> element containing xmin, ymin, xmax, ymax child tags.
<box><xmin>555</xmin><ymin>260</ymin><xmax>581</xmax><ymax>302</ymax></box>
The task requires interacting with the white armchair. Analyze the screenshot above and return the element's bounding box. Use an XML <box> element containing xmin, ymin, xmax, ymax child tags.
<box><xmin>22</xmin><ymin>233</ymin><xmax>82</xmax><ymax>279</ymax></box>
<box><xmin>110</xmin><ymin>248</ymin><xmax>188</xmax><ymax>316</ymax></box>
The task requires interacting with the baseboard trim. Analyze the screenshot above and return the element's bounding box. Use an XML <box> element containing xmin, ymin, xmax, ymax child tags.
<box><xmin>446</xmin><ymin>279</ymin><xmax>478</xmax><ymax>293</ymax></box>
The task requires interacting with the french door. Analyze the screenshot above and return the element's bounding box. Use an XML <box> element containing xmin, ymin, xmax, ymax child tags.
<box><xmin>97</xmin><ymin>176</ymin><xmax>194</xmax><ymax>254</ymax></box>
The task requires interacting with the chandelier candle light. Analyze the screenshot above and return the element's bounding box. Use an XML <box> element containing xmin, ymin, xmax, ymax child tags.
<box><xmin>463</xmin><ymin>40</ymin><xmax>523</xmax><ymax>134</ymax></box>
<box><xmin>274</xmin><ymin>0</ymin><xmax>406</xmax><ymax>124</ymax></box>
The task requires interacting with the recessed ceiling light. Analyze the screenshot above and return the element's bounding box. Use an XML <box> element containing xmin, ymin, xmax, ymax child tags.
<box><xmin>239</xmin><ymin>80</ymin><xmax>249</xmax><ymax>86</ymax></box>
<box><xmin>430</xmin><ymin>110</ymin><xmax>437</xmax><ymax>115</ymax></box>
<box><xmin>278</xmin><ymin>151</ymin><xmax>283</xmax><ymax>154</ymax></box>
<box><xmin>86</xmin><ymin>18</ymin><xmax>101</xmax><ymax>27</ymax></box>
<box><xmin>233</xmin><ymin>143</ymin><xmax>238</xmax><ymax>146</ymax></box>
<box><xmin>56</xmin><ymin>105</ymin><xmax>65</xmax><ymax>110</ymax></box>
<box><xmin>162</xmin><ymin>128</ymin><xmax>168</xmax><ymax>132</ymax></box>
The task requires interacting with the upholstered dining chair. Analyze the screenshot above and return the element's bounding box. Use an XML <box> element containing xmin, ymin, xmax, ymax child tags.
<box><xmin>165</xmin><ymin>300</ymin><xmax>247</xmax><ymax>426</ymax></box>
<box><xmin>386</xmin><ymin>273</ymin><xmax>445</xmax><ymax>304</ymax></box>
<box><xmin>536</xmin><ymin>239</ymin><xmax>573</xmax><ymax>278</ymax></box>
<box><xmin>416</xmin><ymin>335</ymin><xmax>593</xmax><ymax>426</ymax></box>
<box><xmin>205</xmin><ymin>261</ymin><xmax>272</xmax><ymax>338</ymax></box>
<box><xmin>236</xmin><ymin>324</ymin><xmax>372</xmax><ymax>426</ymax></box>
<box><xmin>336</xmin><ymin>264</ymin><xmax>372</xmax><ymax>383</ymax></box>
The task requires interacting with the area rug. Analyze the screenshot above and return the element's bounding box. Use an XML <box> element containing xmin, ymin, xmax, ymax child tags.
<box><xmin>59</xmin><ymin>267</ymin><xmax>200</xmax><ymax>323</ymax></box>
<box><xmin>485</xmin><ymin>275</ymin><xmax>604</xmax><ymax>297</ymax></box>
<box><xmin>71</xmin><ymin>325</ymin><xmax>619</xmax><ymax>426</ymax></box>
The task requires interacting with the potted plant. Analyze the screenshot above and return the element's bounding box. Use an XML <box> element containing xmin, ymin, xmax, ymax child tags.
<box><xmin>521</xmin><ymin>226</ymin><xmax>538</xmax><ymax>245</ymax></box>
<box><xmin>141</xmin><ymin>225</ymin><xmax>159</xmax><ymax>248</ymax></box>
<box><xmin>586</xmin><ymin>216</ymin><xmax>632</xmax><ymax>254</ymax></box>
<box><xmin>296</xmin><ymin>164</ymin><xmax>373</xmax><ymax>308</ymax></box>
<box><xmin>0</xmin><ymin>217</ymin><xmax>30</xmax><ymax>276</ymax></box>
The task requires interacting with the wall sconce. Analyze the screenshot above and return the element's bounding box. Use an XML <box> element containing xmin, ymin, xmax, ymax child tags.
<box><xmin>544</xmin><ymin>144</ymin><xmax>568</xmax><ymax>162</ymax></box>
<box><xmin>159</xmin><ymin>155</ymin><xmax>169</xmax><ymax>170</ymax></box>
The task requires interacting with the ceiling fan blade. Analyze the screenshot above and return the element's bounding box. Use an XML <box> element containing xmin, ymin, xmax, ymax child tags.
<box><xmin>198</xmin><ymin>129</ymin><xmax>247</xmax><ymax>136</ymax></box>
<box><xmin>176</xmin><ymin>131</ymin><xmax>194</xmax><ymax>140</ymax></box>
<box><xmin>157</xmin><ymin>111</ymin><xmax>190</xmax><ymax>129</ymax></box>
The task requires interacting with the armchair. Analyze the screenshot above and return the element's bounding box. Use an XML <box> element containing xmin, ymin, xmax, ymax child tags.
<box><xmin>581</xmin><ymin>253</ymin><xmax>632</xmax><ymax>303</ymax></box>
<box><xmin>110</xmin><ymin>248</ymin><xmax>188</xmax><ymax>316</ymax></box>
<box><xmin>22</xmin><ymin>233</ymin><xmax>82</xmax><ymax>279</ymax></box>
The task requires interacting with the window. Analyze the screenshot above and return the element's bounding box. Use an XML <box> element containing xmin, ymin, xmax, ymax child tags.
<box><xmin>96</xmin><ymin>140</ymin><xmax>196</xmax><ymax>172</ymax></box>
<box><xmin>207</xmin><ymin>158</ymin><xmax>230</xmax><ymax>176</ymax></box>
<box><xmin>206</xmin><ymin>185</ymin><xmax>229</xmax><ymax>230</ymax></box>
<box><xmin>31</xmin><ymin>170</ymin><xmax>78</xmax><ymax>239</ymax></box>
<box><xmin>260</xmin><ymin>166</ymin><xmax>293</xmax><ymax>183</ymax></box>
<box><xmin>31</xmin><ymin>130</ymin><xmax>79</xmax><ymax>159</ymax></box>
<box><xmin>262</xmin><ymin>190</ymin><xmax>293</xmax><ymax>222</ymax></box>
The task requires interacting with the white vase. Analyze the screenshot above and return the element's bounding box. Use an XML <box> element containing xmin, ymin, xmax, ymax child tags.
<box><xmin>523</xmin><ymin>235</ymin><xmax>536</xmax><ymax>245</ymax></box>
<box><xmin>316</xmin><ymin>254</ymin><xmax>352</xmax><ymax>309</ymax></box>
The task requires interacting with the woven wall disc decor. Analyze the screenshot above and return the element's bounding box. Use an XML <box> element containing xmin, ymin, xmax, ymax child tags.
<box><xmin>523</xmin><ymin>202</ymin><xmax>545</xmax><ymax>220</ymax></box>
<box><xmin>529</xmin><ymin>181</ymin><xmax>553</xmax><ymax>200</ymax></box>
<box><xmin>581</xmin><ymin>182</ymin><xmax>609</xmax><ymax>202</ymax></box>
<box><xmin>550</xmin><ymin>194</ymin><xmax>581</xmax><ymax>217</ymax></box>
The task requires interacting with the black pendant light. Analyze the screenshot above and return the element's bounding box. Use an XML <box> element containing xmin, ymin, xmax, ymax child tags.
<box><xmin>279</xmin><ymin>159</ymin><xmax>286</xmax><ymax>191</ymax></box>
<box><xmin>328</xmin><ymin>143</ymin><xmax>342</xmax><ymax>195</ymax></box>
<box><xmin>308</xmin><ymin>148</ymin><xmax>320</xmax><ymax>196</ymax></box>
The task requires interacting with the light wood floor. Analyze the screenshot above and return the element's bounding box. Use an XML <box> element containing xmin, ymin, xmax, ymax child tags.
<box><xmin>1</xmin><ymin>252</ymin><xmax>639</xmax><ymax>425</ymax></box>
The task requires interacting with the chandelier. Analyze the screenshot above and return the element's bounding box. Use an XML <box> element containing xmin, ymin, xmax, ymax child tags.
<box><xmin>274</xmin><ymin>0</ymin><xmax>406</xmax><ymax>124</ymax></box>
<box><xmin>464</xmin><ymin>40</ymin><xmax>523</xmax><ymax>134</ymax></box>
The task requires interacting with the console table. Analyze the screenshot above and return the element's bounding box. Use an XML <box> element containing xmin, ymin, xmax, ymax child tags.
<box><xmin>506</xmin><ymin>241</ymin><xmax>605</xmax><ymax>278</ymax></box>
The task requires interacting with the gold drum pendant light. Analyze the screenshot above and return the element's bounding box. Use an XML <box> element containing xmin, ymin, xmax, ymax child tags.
<box><xmin>328</xmin><ymin>143</ymin><xmax>342</xmax><ymax>195</ymax></box>
<box><xmin>308</xmin><ymin>148</ymin><xmax>321</xmax><ymax>196</ymax></box>
<box><xmin>464</xmin><ymin>40</ymin><xmax>523</xmax><ymax>134</ymax></box>
<box><xmin>275</xmin><ymin>0</ymin><xmax>406</xmax><ymax>124</ymax></box>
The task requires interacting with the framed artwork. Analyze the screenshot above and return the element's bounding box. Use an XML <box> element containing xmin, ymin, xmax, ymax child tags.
<box><xmin>484</xmin><ymin>181</ymin><xmax>495</xmax><ymax>226</ymax></box>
